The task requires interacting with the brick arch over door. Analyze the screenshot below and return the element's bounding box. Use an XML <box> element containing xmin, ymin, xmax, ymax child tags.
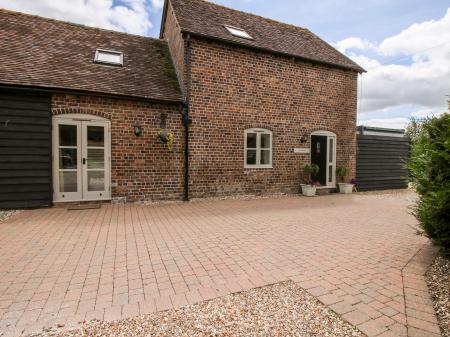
<box><xmin>52</xmin><ymin>107</ymin><xmax>111</xmax><ymax>120</ymax></box>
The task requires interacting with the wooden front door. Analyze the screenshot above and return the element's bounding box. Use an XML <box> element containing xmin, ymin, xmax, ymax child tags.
<box><xmin>311</xmin><ymin>135</ymin><xmax>327</xmax><ymax>186</ymax></box>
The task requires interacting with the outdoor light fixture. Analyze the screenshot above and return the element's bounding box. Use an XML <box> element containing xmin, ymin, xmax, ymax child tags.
<box><xmin>300</xmin><ymin>134</ymin><xmax>308</xmax><ymax>143</ymax></box>
<box><xmin>134</xmin><ymin>121</ymin><xmax>142</xmax><ymax>136</ymax></box>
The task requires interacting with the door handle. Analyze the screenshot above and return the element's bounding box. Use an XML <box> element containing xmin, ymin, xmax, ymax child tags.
<box><xmin>83</xmin><ymin>158</ymin><xmax>86</xmax><ymax>165</ymax></box>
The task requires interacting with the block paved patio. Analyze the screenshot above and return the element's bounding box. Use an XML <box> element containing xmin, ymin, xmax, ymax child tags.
<box><xmin>0</xmin><ymin>191</ymin><xmax>441</xmax><ymax>337</ymax></box>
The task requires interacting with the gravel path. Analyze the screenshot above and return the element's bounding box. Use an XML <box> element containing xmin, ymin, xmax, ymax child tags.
<box><xmin>0</xmin><ymin>210</ymin><xmax>20</xmax><ymax>223</ymax></box>
<box><xmin>427</xmin><ymin>256</ymin><xmax>450</xmax><ymax>337</ymax></box>
<box><xmin>28</xmin><ymin>281</ymin><xmax>364</xmax><ymax>337</ymax></box>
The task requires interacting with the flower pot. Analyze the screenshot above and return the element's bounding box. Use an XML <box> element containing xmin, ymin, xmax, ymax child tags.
<box><xmin>338</xmin><ymin>183</ymin><xmax>354</xmax><ymax>194</ymax></box>
<box><xmin>301</xmin><ymin>184</ymin><xmax>317</xmax><ymax>197</ymax></box>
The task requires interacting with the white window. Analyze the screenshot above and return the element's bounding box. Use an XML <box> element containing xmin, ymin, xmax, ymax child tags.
<box><xmin>224</xmin><ymin>25</ymin><xmax>253</xmax><ymax>40</ymax></box>
<box><xmin>94</xmin><ymin>49</ymin><xmax>123</xmax><ymax>66</ymax></box>
<box><xmin>244</xmin><ymin>129</ymin><xmax>272</xmax><ymax>168</ymax></box>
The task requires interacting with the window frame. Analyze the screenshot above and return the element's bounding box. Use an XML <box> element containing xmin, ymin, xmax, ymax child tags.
<box><xmin>94</xmin><ymin>49</ymin><xmax>124</xmax><ymax>66</ymax></box>
<box><xmin>224</xmin><ymin>25</ymin><xmax>253</xmax><ymax>40</ymax></box>
<box><xmin>244</xmin><ymin>128</ymin><xmax>273</xmax><ymax>169</ymax></box>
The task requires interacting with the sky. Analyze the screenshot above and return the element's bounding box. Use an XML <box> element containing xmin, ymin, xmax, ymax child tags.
<box><xmin>1</xmin><ymin>0</ymin><xmax>449</xmax><ymax>129</ymax></box>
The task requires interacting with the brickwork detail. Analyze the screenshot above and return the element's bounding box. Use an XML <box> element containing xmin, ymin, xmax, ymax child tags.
<box><xmin>186</xmin><ymin>38</ymin><xmax>358</xmax><ymax>198</ymax></box>
<box><xmin>52</xmin><ymin>94</ymin><xmax>185</xmax><ymax>202</ymax></box>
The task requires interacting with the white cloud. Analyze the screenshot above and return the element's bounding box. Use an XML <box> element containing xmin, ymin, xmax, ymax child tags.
<box><xmin>337</xmin><ymin>8</ymin><xmax>450</xmax><ymax>127</ymax></box>
<box><xmin>359</xmin><ymin>118</ymin><xmax>409</xmax><ymax>129</ymax></box>
<box><xmin>0</xmin><ymin>0</ymin><xmax>156</xmax><ymax>35</ymax></box>
<box><xmin>334</xmin><ymin>37</ymin><xmax>377</xmax><ymax>54</ymax></box>
<box><xmin>410</xmin><ymin>107</ymin><xmax>446</xmax><ymax>119</ymax></box>
<box><xmin>151</xmin><ymin>0</ymin><xmax>165</xmax><ymax>9</ymax></box>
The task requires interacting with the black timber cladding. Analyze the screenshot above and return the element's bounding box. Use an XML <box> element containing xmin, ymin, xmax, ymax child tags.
<box><xmin>356</xmin><ymin>134</ymin><xmax>410</xmax><ymax>191</ymax></box>
<box><xmin>0</xmin><ymin>90</ymin><xmax>52</xmax><ymax>208</ymax></box>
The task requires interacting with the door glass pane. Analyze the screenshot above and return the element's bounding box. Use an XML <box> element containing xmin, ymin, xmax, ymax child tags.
<box><xmin>87</xmin><ymin>149</ymin><xmax>104</xmax><ymax>169</ymax></box>
<box><xmin>59</xmin><ymin>171</ymin><xmax>77</xmax><ymax>192</ymax></box>
<box><xmin>260</xmin><ymin>150</ymin><xmax>271</xmax><ymax>165</ymax></box>
<box><xmin>261</xmin><ymin>133</ymin><xmax>270</xmax><ymax>149</ymax></box>
<box><xmin>88</xmin><ymin>171</ymin><xmax>105</xmax><ymax>191</ymax></box>
<box><xmin>59</xmin><ymin>148</ymin><xmax>77</xmax><ymax>169</ymax></box>
<box><xmin>246</xmin><ymin>133</ymin><xmax>257</xmax><ymax>148</ymax></box>
<box><xmin>59</xmin><ymin>125</ymin><xmax>77</xmax><ymax>146</ymax></box>
<box><xmin>246</xmin><ymin>149</ymin><xmax>256</xmax><ymax>165</ymax></box>
<box><xmin>87</xmin><ymin>126</ymin><xmax>104</xmax><ymax>147</ymax></box>
<box><xmin>329</xmin><ymin>138</ymin><xmax>334</xmax><ymax>162</ymax></box>
<box><xmin>329</xmin><ymin>166</ymin><xmax>333</xmax><ymax>183</ymax></box>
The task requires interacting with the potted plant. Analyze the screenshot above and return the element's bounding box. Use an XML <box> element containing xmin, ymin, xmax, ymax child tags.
<box><xmin>336</xmin><ymin>166</ymin><xmax>354</xmax><ymax>194</ymax></box>
<box><xmin>300</xmin><ymin>164</ymin><xmax>320</xmax><ymax>196</ymax></box>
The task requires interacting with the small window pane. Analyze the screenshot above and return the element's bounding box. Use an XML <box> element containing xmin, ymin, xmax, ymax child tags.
<box><xmin>261</xmin><ymin>133</ymin><xmax>270</xmax><ymax>149</ymax></box>
<box><xmin>95</xmin><ymin>50</ymin><xmax>122</xmax><ymax>65</ymax></box>
<box><xmin>246</xmin><ymin>149</ymin><xmax>257</xmax><ymax>165</ymax></box>
<box><xmin>225</xmin><ymin>26</ymin><xmax>252</xmax><ymax>39</ymax></box>
<box><xmin>87</xmin><ymin>149</ymin><xmax>104</xmax><ymax>169</ymax></box>
<box><xmin>261</xmin><ymin>150</ymin><xmax>271</xmax><ymax>165</ymax></box>
<box><xmin>59</xmin><ymin>148</ymin><xmax>77</xmax><ymax>169</ymax></box>
<box><xmin>87</xmin><ymin>126</ymin><xmax>104</xmax><ymax>147</ymax></box>
<box><xmin>59</xmin><ymin>125</ymin><xmax>77</xmax><ymax>146</ymax></box>
<box><xmin>329</xmin><ymin>138</ymin><xmax>334</xmax><ymax>162</ymax></box>
<box><xmin>246</xmin><ymin>133</ymin><xmax>257</xmax><ymax>148</ymax></box>
<box><xmin>88</xmin><ymin>171</ymin><xmax>105</xmax><ymax>191</ymax></box>
<box><xmin>59</xmin><ymin>171</ymin><xmax>77</xmax><ymax>192</ymax></box>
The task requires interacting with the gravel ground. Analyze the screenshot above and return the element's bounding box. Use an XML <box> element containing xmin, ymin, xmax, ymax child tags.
<box><xmin>28</xmin><ymin>281</ymin><xmax>364</xmax><ymax>337</ymax></box>
<box><xmin>0</xmin><ymin>210</ymin><xmax>20</xmax><ymax>223</ymax></box>
<box><xmin>426</xmin><ymin>256</ymin><xmax>450</xmax><ymax>337</ymax></box>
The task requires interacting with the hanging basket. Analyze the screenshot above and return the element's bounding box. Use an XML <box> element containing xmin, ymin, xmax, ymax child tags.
<box><xmin>157</xmin><ymin>129</ymin><xmax>174</xmax><ymax>151</ymax></box>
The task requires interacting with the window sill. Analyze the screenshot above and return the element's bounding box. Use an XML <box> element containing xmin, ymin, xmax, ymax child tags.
<box><xmin>244</xmin><ymin>165</ymin><xmax>273</xmax><ymax>169</ymax></box>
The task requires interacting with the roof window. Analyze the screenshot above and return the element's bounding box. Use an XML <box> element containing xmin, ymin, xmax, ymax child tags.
<box><xmin>94</xmin><ymin>49</ymin><xmax>123</xmax><ymax>66</ymax></box>
<box><xmin>224</xmin><ymin>25</ymin><xmax>253</xmax><ymax>40</ymax></box>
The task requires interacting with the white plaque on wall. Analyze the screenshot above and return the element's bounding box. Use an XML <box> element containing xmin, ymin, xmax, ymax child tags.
<box><xmin>294</xmin><ymin>148</ymin><xmax>310</xmax><ymax>154</ymax></box>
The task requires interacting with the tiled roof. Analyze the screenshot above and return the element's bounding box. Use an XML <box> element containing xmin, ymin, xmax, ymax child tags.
<box><xmin>166</xmin><ymin>0</ymin><xmax>364</xmax><ymax>72</ymax></box>
<box><xmin>0</xmin><ymin>9</ymin><xmax>182</xmax><ymax>102</ymax></box>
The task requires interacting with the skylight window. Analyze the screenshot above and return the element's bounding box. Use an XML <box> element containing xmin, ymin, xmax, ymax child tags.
<box><xmin>94</xmin><ymin>49</ymin><xmax>123</xmax><ymax>66</ymax></box>
<box><xmin>224</xmin><ymin>25</ymin><xmax>253</xmax><ymax>40</ymax></box>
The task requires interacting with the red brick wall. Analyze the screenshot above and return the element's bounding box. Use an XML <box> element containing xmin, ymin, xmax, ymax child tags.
<box><xmin>162</xmin><ymin>0</ymin><xmax>186</xmax><ymax>95</ymax></box>
<box><xmin>187</xmin><ymin>38</ymin><xmax>358</xmax><ymax>198</ymax></box>
<box><xmin>52</xmin><ymin>94</ymin><xmax>184</xmax><ymax>202</ymax></box>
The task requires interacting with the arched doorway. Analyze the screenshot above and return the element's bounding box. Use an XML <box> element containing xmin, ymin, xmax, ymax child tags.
<box><xmin>310</xmin><ymin>131</ymin><xmax>336</xmax><ymax>187</ymax></box>
<box><xmin>52</xmin><ymin>114</ymin><xmax>111</xmax><ymax>202</ymax></box>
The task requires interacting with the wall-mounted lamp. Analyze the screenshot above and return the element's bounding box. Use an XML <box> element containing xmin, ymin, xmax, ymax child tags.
<box><xmin>300</xmin><ymin>134</ymin><xmax>308</xmax><ymax>143</ymax></box>
<box><xmin>134</xmin><ymin>121</ymin><xmax>142</xmax><ymax>136</ymax></box>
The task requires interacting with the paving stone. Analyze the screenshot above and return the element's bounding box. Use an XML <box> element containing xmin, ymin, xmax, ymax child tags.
<box><xmin>0</xmin><ymin>193</ymin><xmax>436</xmax><ymax>336</ymax></box>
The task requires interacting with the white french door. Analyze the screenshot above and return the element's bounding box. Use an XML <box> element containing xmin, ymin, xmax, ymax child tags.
<box><xmin>53</xmin><ymin>116</ymin><xmax>111</xmax><ymax>202</ymax></box>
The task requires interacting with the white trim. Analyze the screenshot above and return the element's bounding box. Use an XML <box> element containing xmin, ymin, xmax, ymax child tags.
<box><xmin>94</xmin><ymin>49</ymin><xmax>123</xmax><ymax>66</ymax></box>
<box><xmin>311</xmin><ymin>130</ymin><xmax>337</xmax><ymax>137</ymax></box>
<box><xmin>224</xmin><ymin>25</ymin><xmax>253</xmax><ymax>40</ymax></box>
<box><xmin>244</xmin><ymin>128</ymin><xmax>273</xmax><ymax>169</ymax></box>
<box><xmin>53</xmin><ymin>114</ymin><xmax>108</xmax><ymax>121</ymax></box>
<box><xmin>52</xmin><ymin>115</ymin><xmax>111</xmax><ymax>202</ymax></box>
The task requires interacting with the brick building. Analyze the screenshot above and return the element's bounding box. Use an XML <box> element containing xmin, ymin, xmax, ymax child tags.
<box><xmin>0</xmin><ymin>0</ymin><xmax>364</xmax><ymax>208</ymax></box>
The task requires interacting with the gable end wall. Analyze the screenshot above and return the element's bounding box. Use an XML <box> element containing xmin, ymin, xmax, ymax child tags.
<box><xmin>187</xmin><ymin>38</ymin><xmax>358</xmax><ymax>197</ymax></box>
<box><xmin>162</xmin><ymin>0</ymin><xmax>186</xmax><ymax>96</ymax></box>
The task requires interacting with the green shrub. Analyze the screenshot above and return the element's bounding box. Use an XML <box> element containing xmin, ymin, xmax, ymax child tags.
<box><xmin>407</xmin><ymin>113</ymin><xmax>450</xmax><ymax>255</ymax></box>
<box><xmin>302</xmin><ymin>164</ymin><xmax>319</xmax><ymax>184</ymax></box>
<box><xmin>336</xmin><ymin>167</ymin><xmax>350</xmax><ymax>182</ymax></box>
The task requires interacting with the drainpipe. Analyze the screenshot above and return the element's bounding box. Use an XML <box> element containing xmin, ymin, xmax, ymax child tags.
<box><xmin>182</xmin><ymin>34</ymin><xmax>192</xmax><ymax>201</ymax></box>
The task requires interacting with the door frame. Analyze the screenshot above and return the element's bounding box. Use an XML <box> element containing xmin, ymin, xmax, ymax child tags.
<box><xmin>52</xmin><ymin>114</ymin><xmax>111</xmax><ymax>202</ymax></box>
<box><xmin>310</xmin><ymin>130</ymin><xmax>337</xmax><ymax>188</ymax></box>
